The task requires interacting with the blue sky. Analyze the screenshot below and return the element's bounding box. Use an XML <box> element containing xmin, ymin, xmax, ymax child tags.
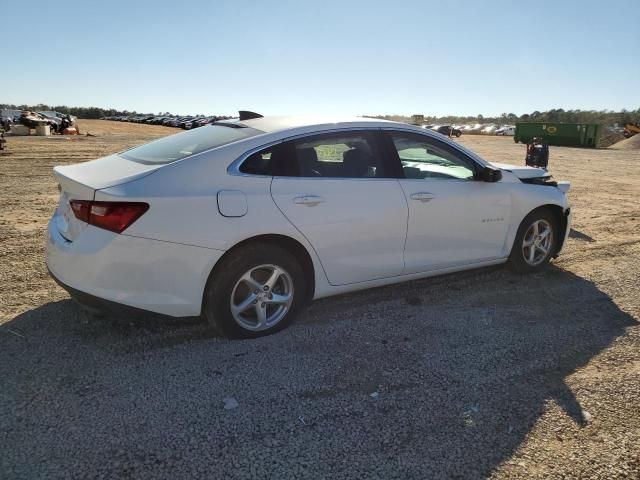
<box><xmin>2</xmin><ymin>0</ymin><xmax>638</xmax><ymax>116</ymax></box>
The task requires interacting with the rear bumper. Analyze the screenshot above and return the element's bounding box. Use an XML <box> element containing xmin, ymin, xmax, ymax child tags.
<box><xmin>48</xmin><ymin>266</ymin><xmax>186</xmax><ymax>320</ymax></box>
<box><xmin>46</xmin><ymin>214</ymin><xmax>224</xmax><ymax>317</ymax></box>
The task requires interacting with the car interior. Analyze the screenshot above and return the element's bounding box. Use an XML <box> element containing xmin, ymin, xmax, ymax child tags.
<box><xmin>240</xmin><ymin>136</ymin><xmax>382</xmax><ymax>178</ymax></box>
<box><xmin>240</xmin><ymin>133</ymin><xmax>476</xmax><ymax>180</ymax></box>
<box><xmin>295</xmin><ymin>146</ymin><xmax>378</xmax><ymax>178</ymax></box>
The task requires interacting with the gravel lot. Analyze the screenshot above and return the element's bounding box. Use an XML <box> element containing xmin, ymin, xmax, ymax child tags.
<box><xmin>1</xmin><ymin>121</ymin><xmax>639</xmax><ymax>479</ymax></box>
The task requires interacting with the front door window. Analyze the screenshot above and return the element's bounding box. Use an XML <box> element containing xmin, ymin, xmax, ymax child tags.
<box><xmin>391</xmin><ymin>134</ymin><xmax>475</xmax><ymax>181</ymax></box>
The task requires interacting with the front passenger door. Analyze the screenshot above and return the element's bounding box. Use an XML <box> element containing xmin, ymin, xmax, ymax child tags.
<box><xmin>387</xmin><ymin>131</ymin><xmax>511</xmax><ymax>274</ymax></box>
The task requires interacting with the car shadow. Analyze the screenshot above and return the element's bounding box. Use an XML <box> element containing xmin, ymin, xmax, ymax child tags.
<box><xmin>1</xmin><ymin>265</ymin><xmax>636</xmax><ymax>478</ymax></box>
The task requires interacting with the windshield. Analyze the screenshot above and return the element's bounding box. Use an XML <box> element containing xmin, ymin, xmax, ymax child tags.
<box><xmin>120</xmin><ymin>124</ymin><xmax>263</xmax><ymax>164</ymax></box>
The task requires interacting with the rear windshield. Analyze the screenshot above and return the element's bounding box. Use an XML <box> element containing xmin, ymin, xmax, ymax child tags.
<box><xmin>120</xmin><ymin>124</ymin><xmax>263</xmax><ymax>164</ymax></box>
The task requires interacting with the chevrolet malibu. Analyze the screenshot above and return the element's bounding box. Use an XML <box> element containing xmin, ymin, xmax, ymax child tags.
<box><xmin>46</xmin><ymin>113</ymin><xmax>571</xmax><ymax>338</ymax></box>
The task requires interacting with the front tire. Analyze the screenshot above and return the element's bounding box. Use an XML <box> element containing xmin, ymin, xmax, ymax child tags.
<box><xmin>203</xmin><ymin>244</ymin><xmax>307</xmax><ymax>338</ymax></box>
<box><xmin>509</xmin><ymin>209</ymin><xmax>557</xmax><ymax>273</ymax></box>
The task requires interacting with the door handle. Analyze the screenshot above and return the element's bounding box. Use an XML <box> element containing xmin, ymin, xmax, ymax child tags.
<box><xmin>410</xmin><ymin>192</ymin><xmax>435</xmax><ymax>202</ymax></box>
<box><xmin>293</xmin><ymin>195</ymin><xmax>325</xmax><ymax>206</ymax></box>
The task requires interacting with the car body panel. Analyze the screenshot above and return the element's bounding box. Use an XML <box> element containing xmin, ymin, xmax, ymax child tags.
<box><xmin>271</xmin><ymin>177</ymin><xmax>408</xmax><ymax>285</ymax></box>
<box><xmin>312</xmin><ymin>257</ymin><xmax>508</xmax><ymax>300</ymax></box>
<box><xmin>217</xmin><ymin>190</ymin><xmax>248</xmax><ymax>217</ymax></box>
<box><xmin>503</xmin><ymin>181</ymin><xmax>570</xmax><ymax>255</ymax></box>
<box><xmin>54</xmin><ymin>154</ymin><xmax>163</xmax><ymax>191</ymax></box>
<box><xmin>46</xmin><ymin>216</ymin><xmax>222</xmax><ymax>316</ymax></box>
<box><xmin>490</xmin><ymin>162</ymin><xmax>551</xmax><ymax>179</ymax></box>
<box><xmin>399</xmin><ymin>179</ymin><xmax>512</xmax><ymax>272</ymax></box>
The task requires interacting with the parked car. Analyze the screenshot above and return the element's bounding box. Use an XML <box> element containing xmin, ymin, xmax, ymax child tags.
<box><xmin>433</xmin><ymin>125</ymin><xmax>462</xmax><ymax>137</ymax></box>
<box><xmin>1</xmin><ymin>109</ymin><xmax>21</xmax><ymax>129</ymax></box>
<box><xmin>495</xmin><ymin>126</ymin><xmax>515</xmax><ymax>136</ymax></box>
<box><xmin>148</xmin><ymin>116</ymin><xmax>170</xmax><ymax>125</ymax></box>
<box><xmin>179</xmin><ymin>117</ymin><xmax>197</xmax><ymax>129</ymax></box>
<box><xmin>464</xmin><ymin>124</ymin><xmax>483</xmax><ymax>133</ymax></box>
<box><xmin>481</xmin><ymin>125</ymin><xmax>499</xmax><ymax>135</ymax></box>
<box><xmin>39</xmin><ymin>111</ymin><xmax>77</xmax><ymax>124</ymax></box>
<box><xmin>46</xmin><ymin>115</ymin><xmax>571</xmax><ymax>338</ymax></box>
<box><xmin>194</xmin><ymin>117</ymin><xmax>216</xmax><ymax>128</ymax></box>
<box><xmin>38</xmin><ymin>112</ymin><xmax>75</xmax><ymax>132</ymax></box>
<box><xmin>176</xmin><ymin>116</ymin><xmax>193</xmax><ymax>126</ymax></box>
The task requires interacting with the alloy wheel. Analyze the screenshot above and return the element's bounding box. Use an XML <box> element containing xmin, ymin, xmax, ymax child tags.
<box><xmin>522</xmin><ymin>219</ymin><xmax>553</xmax><ymax>266</ymax></box>
<box><xmin>230</xmin><ymin>264</ymin><xmax>294</xmax><ymax>331</ymax></box>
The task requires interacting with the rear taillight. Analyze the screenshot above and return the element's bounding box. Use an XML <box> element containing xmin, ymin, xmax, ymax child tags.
<box><xmin>69</xmin><ymin>200</ymin><xmax>149</xmax><ymax>233</ymax></box>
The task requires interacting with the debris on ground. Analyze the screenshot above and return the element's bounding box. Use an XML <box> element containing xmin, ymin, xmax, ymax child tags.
<box><xmin>10</xmin><ymin>111</ymin><xmax>78</xmax><ymax>136</ymax></box>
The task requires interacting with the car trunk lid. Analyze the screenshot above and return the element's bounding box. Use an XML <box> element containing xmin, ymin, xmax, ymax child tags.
<box><xmin>53</xmin><ymin>154</ymin><xmax>162</xmax><ymax>241</ymax></box>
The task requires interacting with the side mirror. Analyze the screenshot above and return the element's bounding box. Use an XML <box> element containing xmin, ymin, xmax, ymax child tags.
<box><xmin>479</xmin><ymin>166</ymin><xmax>502</xmax><ymax>182</ymax></box>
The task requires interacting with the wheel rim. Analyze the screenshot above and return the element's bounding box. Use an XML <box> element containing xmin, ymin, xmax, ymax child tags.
<box><xmin>522</xmin><ymin>219</ymin><xmax>553</xmax><ymax>266</ymax></box>
<box><xmin>230</xmin><ymin>264</ymin><xmax>294</xmax><ymax>331</ymax></box>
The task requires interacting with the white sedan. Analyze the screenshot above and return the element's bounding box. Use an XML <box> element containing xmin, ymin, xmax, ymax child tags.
<box><xmin>496</xmin><ymin>126</ymin><xmax>516</xmax><ymax>136</ymax></box>
<box><xmin>46</xmin><ymin>113</ymin><xmax>571</xmax><ymax>338</ymax></box>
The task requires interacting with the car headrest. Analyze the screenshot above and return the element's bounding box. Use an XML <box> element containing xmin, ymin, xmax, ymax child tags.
<box><xmin>343</xmin><ymin>149</ymin><xmax>369</xmax><ymax>177</ymax></box>
<box><xmin>296</xmin><ymin>147</ymin><xmax>320</xmax><ymax>176</ymax></box>
<box><xmin>297</xmin><ymin>147</ymin><xmax>318</xmax><ymax>166</ymax></box>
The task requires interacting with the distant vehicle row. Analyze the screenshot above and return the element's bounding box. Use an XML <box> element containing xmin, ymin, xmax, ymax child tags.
<box><xmin>419</xmin><ymin>124</ymin><xmax>515</xmax><ymax>136</ymax></box>
<box><xmin>101</xmin><ymin>114</ymin><xmax>233</xmax><ymax>130</ymax></box>
<box><xmin>101</xmin><ymin>114</ymin><xmax>517</xmax><ymax>135</ymax></box>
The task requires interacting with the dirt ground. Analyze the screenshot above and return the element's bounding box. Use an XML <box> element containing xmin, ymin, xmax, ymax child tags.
<box><xmin>1</xmin><ymin>120</ymin><xmax>639</xmax><ymax>479</ymax></box>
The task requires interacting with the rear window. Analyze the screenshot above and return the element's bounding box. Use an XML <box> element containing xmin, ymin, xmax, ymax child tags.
<box><xmin>120</xmin><ymin>124</ymin><xmax>263</xmax><ymax>164</ymax></box>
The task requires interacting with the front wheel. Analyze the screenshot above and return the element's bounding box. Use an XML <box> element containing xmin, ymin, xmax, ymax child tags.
<box><xmin>203</xmin><ymin>244</ymin><xmax>307</xmax><ymax>338</ymax></box>
<box><xmin>509</xmin><ymin>209</ymin><xmax>556</xmax><ymax>273</ymax></box>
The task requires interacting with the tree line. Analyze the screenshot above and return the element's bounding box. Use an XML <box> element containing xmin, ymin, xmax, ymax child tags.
<box><xmin>2</xmin><ymin>103</ymin><xmax>639</xmax><ymax>125</ymax></box>
<box><xmin>370</xmin><ymin>108</ymin><xmax>640</xmax><ymax>126</ymax></box>
<box><xmin>0</xmin><ymin>103</ymin><xmax>155</xmax><ymax>119</ymax></box>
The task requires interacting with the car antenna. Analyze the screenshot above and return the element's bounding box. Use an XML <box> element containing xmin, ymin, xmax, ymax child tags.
<box><xmin>238</xmin><ymin>110</ymin><xmax>263</xmax><ymax>121</ymax></box>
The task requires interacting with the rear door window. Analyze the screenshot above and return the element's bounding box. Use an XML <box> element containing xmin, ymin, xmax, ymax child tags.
<box><xmin>292</xmin><ymin>132</ymin><xmax>385</xmax><ymax>178</ymax></box>
<box><xmin>239</xmin><ymin>131</ymin><xmax>391</xmax><ymax>178</ymax></box>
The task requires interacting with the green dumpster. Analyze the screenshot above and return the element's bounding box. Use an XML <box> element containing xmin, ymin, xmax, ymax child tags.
<box><xmin>514</xmin><ymin>122</ymin><xmax>601</xmax><ymax>148</ymax></box>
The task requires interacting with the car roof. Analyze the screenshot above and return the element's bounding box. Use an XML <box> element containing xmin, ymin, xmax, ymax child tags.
<box><xmin>220</xmin><ymin>115</ymin><xmax>396</xmax><ymax>134</ymax></box>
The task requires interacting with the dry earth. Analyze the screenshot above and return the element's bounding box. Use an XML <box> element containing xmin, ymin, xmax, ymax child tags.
<box><xmin>1</xmin><ymin>120</ymin><xmax>639</xmax><ymax>479</ymax></box>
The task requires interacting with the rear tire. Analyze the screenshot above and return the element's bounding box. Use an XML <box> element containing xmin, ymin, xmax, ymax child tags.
<box><xmin>508</xmin><ymin>209</ymin><xmax>557</xmax><ymax>273</ymax></box>
<box><xmin>203</xmin><ymin>244</ymin><xmax>307</xmax><ymax>339</ymax></box>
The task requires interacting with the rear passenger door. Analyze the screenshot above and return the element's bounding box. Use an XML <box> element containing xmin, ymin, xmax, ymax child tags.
<box><xmin>269</xmin><ymin>130</ymin><xmax>408</xmax><ymax>286</ymax></box>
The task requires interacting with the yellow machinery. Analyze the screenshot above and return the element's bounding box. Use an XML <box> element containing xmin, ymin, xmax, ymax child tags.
<box><xmin>623</xmin><ymin>123</ymin><xmax>640</xmax><ymax>138</ymax></box>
